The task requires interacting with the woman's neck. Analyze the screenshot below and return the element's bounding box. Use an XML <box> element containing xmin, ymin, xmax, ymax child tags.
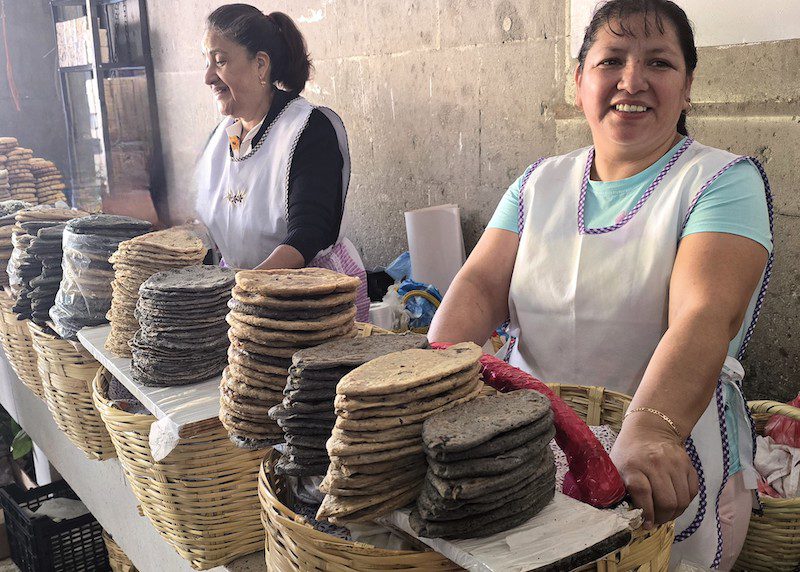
<box><xmin>240</xmin><ymin>90</ymin><xmax>273</xmax><ymax>134</ymax></box>
<box><xmin>591</xmin><ymin>132</ymin><xmax>683</xmax><ymax>182</ymax></box>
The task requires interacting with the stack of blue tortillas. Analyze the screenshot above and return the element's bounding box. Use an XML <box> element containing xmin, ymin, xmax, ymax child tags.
<box><xmin>268</xmin><ymin>332</ymin><xmax>429</xmax><ymax>477</ymax></box>
<box><xmin>409</xmin><ymin>390</ymin><xmax>556</xmax><ymax>539</ymax></box>
<box><xmin>50</xmin><ymin>214</ymin><xmax>151</xmax><ymax>339</ymax></box>
<box><xmin>131</xmin><ymin>265</ymin><xmax>234</xmax><ymax>386</ymax></box>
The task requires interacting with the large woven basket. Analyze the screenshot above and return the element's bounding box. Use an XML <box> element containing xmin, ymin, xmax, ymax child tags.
<box><xmin>733</xmin><ymin>400</ymin><xmax>800</xmax><ymax>571</ymax></box>
<box><xmin>103</xmin><ymin>531</ymin><xmax>137</xmax><ymax>572</ymax></box>
<box><xmin>259</xmin><ymin>379</ymin><xmax>673</xmax><ymax>571</ymax></box>
<box><xmin>546</xmin><ymin>384</ymin><xmax>674</xmax><ymax>571</ymax></box>
<box><xmin>92</xmin><ymin>367</ymin><xmax>264</xmax><ymax>570</ymax></box>
<box><xmin>28</xmin><ymin>322</ymin><xmax>115</xmax><ymax>460</ymax></box>
<box><xmin>0</xmin><ymin>294</ymin><xmax>43</xmax><ymax>398</ymax></box>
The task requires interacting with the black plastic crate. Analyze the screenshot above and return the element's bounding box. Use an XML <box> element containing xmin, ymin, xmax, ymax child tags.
<box><xmin>0</xmin><ymin>480</ymin><xmax>109</xmax><ymax>572</ymax></box>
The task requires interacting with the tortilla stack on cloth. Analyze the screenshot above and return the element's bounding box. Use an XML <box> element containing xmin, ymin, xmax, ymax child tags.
<box><xmin>222</xmin><ymin>268</ymin><xmax>361</xmax><ymax>450</ymax></box>
<box><xmin>268</xmin><ymin>332</ymin><xmax>429</xmax><ymax>477</ymax></box>
<box><xmin>130</xmin><ymin>265</ymin><xmax>234</xmax><ymax>386</ymax></box>
<box><xmin>49</xmin><ymin>214</ymin><xmax>152</xmax><ymax>340</ymax></box>
<box><xmin>0</xmin><ymin>201</ymin><xmax>31</xmax><ymax>286</ymax></box>
<box><xmin>408</xmin><ymin>389</ymin><xmax>557</xmax><ymax>539</ymax></box>
<box><xmin>29</xmin><ymin>158</ymin><xmax>67</xmax><ymax>205</ymax></box>
<box><xmin>105</xmin><ymin>228</ymin><xmax>207</xmax><ymax>357</ymax></box>
<box><xmin>5</xmin><ymin>147</ymin><xmax>36</xmax><ymax>203</ymax></box>
<box><xmin>316</xmin><ymin>342</ymin><xmax>483</xmax><ymax>525</ymax></box>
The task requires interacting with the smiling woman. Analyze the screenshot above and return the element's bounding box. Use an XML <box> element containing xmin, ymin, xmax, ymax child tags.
<box><xmin>428</xmin><ymin>1</ymin><xmax>773</xmax><ymax>569</ymax></box>
<box><xmin>194</xmin><ymin>4</ymin><xmax>369</xmax><ymax>321</ymax></box>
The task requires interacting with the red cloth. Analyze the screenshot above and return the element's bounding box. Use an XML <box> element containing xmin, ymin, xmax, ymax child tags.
<box><xmin>764</xmin><ymin>392</ymin><xmax>800</xmax><ymax>448</ymax></box>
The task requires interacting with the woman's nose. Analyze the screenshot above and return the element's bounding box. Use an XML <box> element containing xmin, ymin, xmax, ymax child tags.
<box><xmin>204</xmin><ymin>62</ymin><xmax>217</xmax><ymax>86</ymax></box>
<box><xmin>617</xmin><ymin>62</ymin><xmax>648</xmax><ymax>94</ymax></box>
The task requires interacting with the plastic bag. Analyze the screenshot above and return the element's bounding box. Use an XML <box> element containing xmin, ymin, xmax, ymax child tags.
<box><xmin>50</xmin><ymin>222</ymin><xmax>149</xmax><ymax>340</ymax></box>
<box><xmin>380</xmin><ymin>285</ymin><xmax>409</xmax><ymax>331</ymax></box>
<box><xmin>385</xmin><ymin>251</ymin><xmax>412</xmax><ymax>282</ymax></box>
<box><xmin>397</xmin><ymin>280</ymin><xmax>442</xmax><ymax>330</ymax></box>
<box><xmin>765</xmin><ymin>392</ymin><xmax>800</xmax><ymax>448</ymax></box>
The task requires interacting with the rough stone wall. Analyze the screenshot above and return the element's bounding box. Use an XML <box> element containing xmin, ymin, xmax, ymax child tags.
<box><xmin>148</xmin><ymin>1</ymin><xmax>799</xmax><ymax>400</ymax></box>
<box><xmin>0</xmin><ymin>0</ymin><xmax>69</xmax><ymax>177</ymax></box>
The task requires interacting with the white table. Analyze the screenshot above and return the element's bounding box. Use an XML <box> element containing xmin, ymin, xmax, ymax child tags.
<box><xmin>0</xmin><ymin>351</ymin><xmax>265</xmax><ymax>572</ymax></box>
<box><xmin>77</xmin><ymin>325</ymin><xmax>222</xmax><ymax>460</ymax></box>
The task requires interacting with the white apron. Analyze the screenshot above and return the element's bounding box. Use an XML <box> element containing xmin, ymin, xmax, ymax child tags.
<box><xmin>506</xmin><ymin>139</ymin><xmax>773</xmax><ymax>569</ymax></box>
<box><xmin>195</xmin><ymin>96</ymin><xmax>370</xmax><ymax>322</ymax></box>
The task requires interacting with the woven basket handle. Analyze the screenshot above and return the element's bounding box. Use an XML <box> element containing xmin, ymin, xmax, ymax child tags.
<box><xmin>749</xmin><ymin>399</ymin><xmax>800</xmax><ymax>420</ymax></box>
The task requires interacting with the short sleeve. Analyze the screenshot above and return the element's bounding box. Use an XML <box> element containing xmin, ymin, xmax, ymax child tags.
<box><xmin>681</xmin><ymin>160</ymin><xmax>772</xmax><ymax>253</ymax></box>
<box><xmin>487</xmin><ymin>172</ymin><xmax>526</xmax><ymax>233</ymax></box>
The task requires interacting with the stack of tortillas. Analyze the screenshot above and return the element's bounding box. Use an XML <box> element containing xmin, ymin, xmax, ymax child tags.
<box><xmin>0</xmin><ymin>139</ymin><xmax>13</xmax><ymax>201</ymax></box>
<box><xmin>221</xmin><ymin>268</ymin><xmax>360</xmax><ymax>449</ymax></box>
<box><xmin>410</xmin><ymin>390</ymin><xmax>556</xmax><ymax>539</ymax></box>
<box><xmin>316</xmin><ymin>342</ymin><xmax>484</xmax><ymax>525</ymax></box>
<box><xmin>7</xmin><ymin>208</ymin><xmax>84</xmax><ymax>299</ymax></box>
<box><xmin>29</xmin><ymin>158</ymin><xmax>67</xmax><ymax>205</ymax></box>
<box><xmin>5</xmin><ymin>147</ymin><xmax>36</xmax><ymax>203</ymax></box>
<box><xmin>131</xmin><ymin>265</ymin><xmax>234</xmax><ymax>386</ymax></box>
<box><xmin>0</xmin><ymin>201</ymin><xmax>32</xmax><ymax>286</ymax></box>
<box><xmin>0</xmin><ymin>169</ymin><xmax>9</xmax><ymax>201</ymax></box>
<box><xmin>269</xmin><ymin>332</ymin><xmax>429</xmax><ymax>477</ymax></box>
<box><xmin>49</xmin><ymin>214</ymin><xmax>152</xmax><ymax>340</ymax></box>
<box><xmin>105</xmin><ymin>228</ymin><xmax>207</xmax><ymax>357</ymax></box>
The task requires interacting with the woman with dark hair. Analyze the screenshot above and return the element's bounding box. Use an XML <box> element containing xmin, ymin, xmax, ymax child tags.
<box><xmin>429</xmin><ymin>0</ymin><xmax>771</xmax><ymax>567</ymax></box>
<box><xmin>195</xmin><ymin>4</ymin><xmax>369</xmax><ymax>321</ymax></box>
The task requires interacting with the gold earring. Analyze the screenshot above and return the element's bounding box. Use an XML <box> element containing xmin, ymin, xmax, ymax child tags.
<box><xmin>260</xmin><ymin>79</ymin><xmax>267</xmax><ymax>86</ymax></box>
<box><xmin>686</xmin><ymin>99</ymin><xmax>693</xmax><ymax>112</ymax></box>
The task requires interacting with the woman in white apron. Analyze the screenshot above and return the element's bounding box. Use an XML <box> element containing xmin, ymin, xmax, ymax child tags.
<box><xmin>195</xmin><ymin>4</ymin><xmax>370</xmax><ymax>322</ymax></box>
<box><xmin>429</xmin><ymin>1</ymin><xmax>772</xmax><ymax>569</ymax></box>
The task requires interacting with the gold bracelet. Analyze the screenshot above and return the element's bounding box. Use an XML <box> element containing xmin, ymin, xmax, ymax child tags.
<box><xmin>624</xmin><ymin>407</ymin><xmax>684</xmax><ymax>442</ymax></box>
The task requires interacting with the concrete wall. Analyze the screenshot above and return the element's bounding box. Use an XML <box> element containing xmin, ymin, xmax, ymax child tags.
<box><xmin>0</xmin><ymin>0</ymin><xmax>69</xmax><ymax>177</ymax></box>
<box><xmin>148</xmin><ymin>1</ymin><xmax>800</xmax><ymax>400</ymax></box>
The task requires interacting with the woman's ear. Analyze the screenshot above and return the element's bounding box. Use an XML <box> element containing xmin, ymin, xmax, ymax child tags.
<box><xmin>683</xmin><ymin>73</ymin><xmax>694</xmax><ymax>111</ymax></box>
<box><xmin>256</xmin><ymin>51</ymin><xmax>271</xmax><ymax>84</ymax></box>
<box><xmin>574</xmin><ymin>65</ymin><xmax>583</xmax><ymax>110</ymax></box>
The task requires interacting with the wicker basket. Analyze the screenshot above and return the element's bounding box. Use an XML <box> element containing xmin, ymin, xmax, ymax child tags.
<box><xmin>103</xmin><ymin>531</ymin><xmax>137</xmax><ymax>572</ymax></box>
<box><xmin>92</xmin><ymin>367</ymin><xmax>264</xmax><ymax>570</ymax></box>
<box><xmin>546</xmin><ymin>384</ymin><xmax>675</xmax><ymax>572</ymax></box>
<box><xmin>259</xmin><ymin>381</ymin><xmax>673</xmax><ymax>571</ymax></box>
<box><xmin>733</xmin><ymin>400</ymin><xmax>800</xmax><ymax>571</ymax></box>
<box><xmin>28</xmin><ymin>322</ymin><xmax>115</xmax><ymax>460</ymax></box>
<box><xmin>0</xmin><ymin>295</ymin><xmax>43</xmax><ymax>398</ymax></box>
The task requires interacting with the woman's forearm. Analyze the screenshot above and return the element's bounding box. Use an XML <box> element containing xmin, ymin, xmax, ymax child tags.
<box><xmin>254</xmin><ymin>244</ymin><xmax>306</xmax><ymax>271</ymax></box>
<box><xmin>630</xmin><ymin>309</ymin><xmax>731</xmax><ymax>438</ymax></box>
<box><xmin>428</xmin><ymin>271</ymin><xmax>507</xmax><ymax>345</ymax></box>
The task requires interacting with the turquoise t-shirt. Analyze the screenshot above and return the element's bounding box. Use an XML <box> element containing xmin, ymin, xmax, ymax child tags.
<box><xmin>488</xmin><ymin>138</ymin><xmax>773</xmax><ymax>476</ymax></box>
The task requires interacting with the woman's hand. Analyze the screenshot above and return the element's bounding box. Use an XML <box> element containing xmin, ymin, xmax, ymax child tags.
<box><xmin>610</xmin><ymin>414</ymin><xmax>699</xmax><ymax>529</ymax></box>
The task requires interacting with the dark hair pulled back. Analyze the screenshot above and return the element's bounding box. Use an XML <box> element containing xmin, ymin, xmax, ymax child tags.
<box><xmin>577</xmin><ymin>0</ymin><xmax>696</xmax><ymax>136</ymax></box>
<box><xmin>206</xmin><ymin>4</ymin><xmax>312</xmax><ymax>93</ymax></box>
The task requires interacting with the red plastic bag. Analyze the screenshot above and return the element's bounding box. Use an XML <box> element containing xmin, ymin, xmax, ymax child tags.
<box><xmin>430</xmin><ymin>342</ymin><xmax>626</xmax><ymax>508</ymax></box>
<box><xmin>764</xmin><ymin>392</ymin><xmax>800</xmax><ymax>448</ymax></box>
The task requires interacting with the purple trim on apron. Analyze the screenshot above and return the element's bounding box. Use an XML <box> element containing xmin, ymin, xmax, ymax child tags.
<box><xmin>712</xmin><ymin>382</ymin><xmax>732</xmax><ymax>568</ymax></box>
<box><xmin>308</xmin><ymin>242</ymin><xmax>370</xmax><ymax>322</ymax></box>
<box><xmin>517</xmin><ymin>158</ymin><xmax>547</xmax><ymax>235</ymax></box>
<box><xmin>674</xmin><ymin>435</ymin><xmax>707</xmax><ymax>542</ymax></box>
<box><xmin>578</xmin><ymin>138</ymin><xmax>694</xmax><ymax>235</ymax></box>
<box><xmin>680</xmin><ymin>155</ymin><xmax>775</xmax><ymax>509</ymax></box>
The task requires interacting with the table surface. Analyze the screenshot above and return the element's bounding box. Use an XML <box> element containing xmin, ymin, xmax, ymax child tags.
<box><xmin>77</xmin><ymin>324</ymin><xmax>222</xmax><ymax>437</ymax></box>
<box><xmin>0</xmin><ymin>352</ymin><xmax>264</xmax><ymax>572</ymax></box>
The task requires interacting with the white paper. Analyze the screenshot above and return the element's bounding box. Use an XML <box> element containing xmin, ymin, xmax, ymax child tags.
<box><xmin>149</xmin><ymin>417</ymin><xmax>182</xmax><ymax>462</ymax></box>
<box><xmin>383</xmin><ymin>492</ymin><xmax>635</xmax><ymax>572</ymax></box>
<box><xmin>405</xmin><ymin>204</ymin><xmax>466</xmax><ymax>294</ymax></box>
